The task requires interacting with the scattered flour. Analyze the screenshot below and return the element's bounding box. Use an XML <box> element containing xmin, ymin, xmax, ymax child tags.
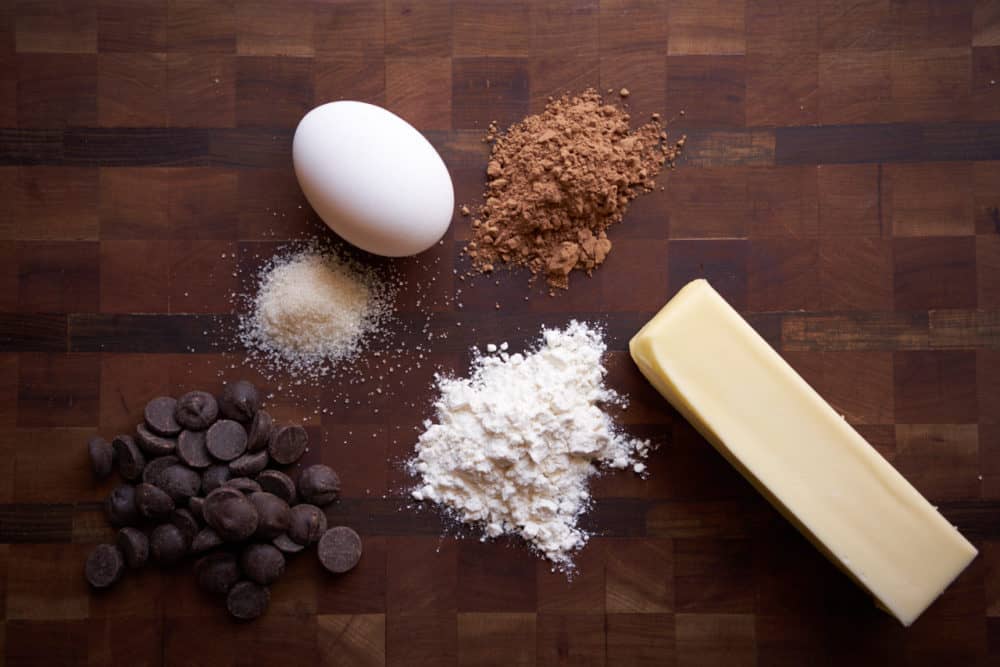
<box><xmin>239</xmin><ymin>248</ymin><xmax>395</xmax><ymax>377</ymax></box>
<box><xmin>408</xmin><ymin>321</ymin><xmax>650</xmax><ymax>567</ymax></box>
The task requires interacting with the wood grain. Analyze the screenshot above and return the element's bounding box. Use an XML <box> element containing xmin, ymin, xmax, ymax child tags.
<box><xmin>1</xmin><ymin>0</ymin><xmax>998</xmax><ymax>664</ymax></box>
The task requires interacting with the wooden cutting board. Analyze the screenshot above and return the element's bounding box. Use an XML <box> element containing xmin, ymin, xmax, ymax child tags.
<box><xmin>1</xmin><ymin>1</ymin><xmax>999</xmax><ymax>665</ymax></box>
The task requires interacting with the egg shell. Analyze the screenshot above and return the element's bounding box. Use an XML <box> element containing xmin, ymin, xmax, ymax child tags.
<box><xmin>293</xmin><ymin>101</ymin><xmax>455</xmax><ymax>257</ymax></box>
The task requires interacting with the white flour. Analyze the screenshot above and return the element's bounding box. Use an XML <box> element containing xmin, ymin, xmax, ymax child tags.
<box><xmin>409</xmin><ymin>321</ymin><xmax>650</xmax><ymax>567</ymax></box>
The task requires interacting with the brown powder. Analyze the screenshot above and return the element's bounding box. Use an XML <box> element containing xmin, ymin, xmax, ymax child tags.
<box><xmin>464</xmin><ymin>88</ymin><xmax>684</xmax><ymax>291</ymax></box>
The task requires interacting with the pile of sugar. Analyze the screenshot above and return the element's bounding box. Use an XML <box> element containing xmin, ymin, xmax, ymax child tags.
<box><xmin>408</xmin><ymin>321</ymin><xmax>650</xmax><ymax>567</ymax></box>
<box><xmin>239</xmin><ymin>249</ymin><xmax>396</xmax><ymax>377</ymax></box>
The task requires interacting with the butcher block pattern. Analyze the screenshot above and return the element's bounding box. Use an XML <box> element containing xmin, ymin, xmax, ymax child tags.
<box><xmin>1</xmin><ymin>0</ymin><xmax>1000</xmax><ymax>665</ymax></box>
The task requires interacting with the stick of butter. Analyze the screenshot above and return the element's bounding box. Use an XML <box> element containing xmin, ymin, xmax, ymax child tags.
<box><xmin>629</xmin><ymin>279</ymin><xmax>977</xmax><ymax>626</ymax></box>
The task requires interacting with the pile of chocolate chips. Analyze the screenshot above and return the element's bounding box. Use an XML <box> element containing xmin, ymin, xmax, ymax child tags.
<box><xmin>84</xmin><ymin>380</ymin><xmax>363</xmax><ymax>621</ymax></box>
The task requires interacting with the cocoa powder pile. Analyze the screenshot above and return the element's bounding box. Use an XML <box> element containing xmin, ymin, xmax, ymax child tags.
<box><xmin>464</xmin><ymin>88</ymin><xmax>684</xmax><ymax>290</ymax></box>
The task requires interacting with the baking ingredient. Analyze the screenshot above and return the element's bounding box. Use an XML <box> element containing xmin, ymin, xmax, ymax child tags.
<box><xmin>240</xmin><ymin>247</ymin><xmax>396</xmax><ymax>378</ymax></box>
<box><xmin>464</xmin><ymin>88</ymin><xmax>684</xmax><ymax>290</ymax></box>
<box><xmin>629</xmin><ymin>279</ymin><xmax>978</xmax><ymax>626</ymax></box>
<box><xmin>409</xmin><ymin>321</ymin><xmax>650</xmax><ymax>567</ymax></box>
<box><xmin>293</xmin><ymin>101</ymin><xmax>454</xmax><ymax>256</ymax></box>
<box><xmin>318</xmin><ymin>527</ymin><xmax>363</xmax><ymax>574</ymax></box>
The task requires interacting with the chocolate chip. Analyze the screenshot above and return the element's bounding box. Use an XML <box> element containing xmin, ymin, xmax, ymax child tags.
<box><xmin>85</xmin><ymin>544</ymin><xmax>125</xmax><ymax>589</ymax></box>
<box><xmin>287</xmin><ymin>504</ymin><xmax>326</xmax><ymax>546</ymax></box>
<box><xmin>135</xmin><ymin>422</ymin><xmax>177</xmax><ymax>457</ymax></box>
<box><xmin>191</xmin><ymin>527</ymin><xmax>223</xmax><ymax>553</ymax></box>
<box><xmin>196</xmin><ymin>552</ymin><xmax>240</xmax><ymax>595</ymax></box>
<box><xmin>177</xmin><ymin>430</ymin><xmax>212</xmax><ymax>469</ymax></box>
<box><xmin>204</xmin><ymin>487</ymin><xmax>259</xmax><ymax>542</ymax></box>
<box><xmin>229</xmin><ymin>450</ymin><xmax>269</xmax><ymax>477</ymax></box>
<box><xmin>112</xmin><ymin>435</ymin><xmax>145</xmax><ymax>482</ymax></box>
<box><xmin>246</xmin><ymin>410</ymin><xmax>273</xmax><ymax>453</ymax></box>
<box><xmin>318</xmin><ymin>526</ymin><xmax>363</xmax><ymax>574</ymax></box>
<box><xmin>142</xmin><ymin>455</ymin><xmax>180</xmax><ymax>486</ymax></box>
<box><xmin>201</xmin><ymin>464</ymin><xmax>231</xmax><ymax>495</ymax></box>
<box><xmin>226</xmin><ymin>580</ymin><xmax>269</xmax><ymax>620</ymax></box>
<box><xmin>170</xmin><ymin>508</ymin><xmax>200</xmax><ymax>542</ymax></box>
<box><xmin>136</xmin><ymin>482</ymin><xmax>175</xmax><ymax>520</ymax></box>
<box><xmin>175</xmin><ymin>390</ymin><xmax>219</xmax><ymax>431</ymax></box>
<box><xmin>117</xmin><ymin>527</ymin><xmax>148</xmax><ymax>569</ymax></box>
<box><xmin>268</xmin><ymin>425</ymin><xmax>308</xmax><ymax>465</ymax></box>
<box><xmin>272</xmin><ymin>534</ymin><xmax>305</xmax><ymax>554</ymax></box>
<box><xmin>297</xmin><ymin>464</ymin><xmax>340</xmax><ymax>506</ymax></box>
<box><xmin>156</xmin><ymin>465</ymin><xmax>201</xmax><ymax>503</ymax></box>
<box><xmin>240</xmin><ymin>543</ymin><xmax>285</xmax><ymax>585</ymax></box>
<box><xmin>144</xmin><ymin>396</ymin><xmax>181</xmax><ymax>437</ymax></box>
<box><xmin>226</xmin><ymin>477</ymin><xmax>262</xmax><ymax>495</ymax></box>
<box><xmin>220</xmin><ymin>381</ymin><xmax>260</xmax><ymax>423</ymax></box>
<box><xmin>106</xmin><ymin>484</ymin><xmax>140</xmax><ymax>527</ymax></box>
<box><xmin>206</xmin><ymin>420</ymin><xmax>247</xmax><ymax>462</ymax></box>
<box><xmin>256</xmin><ymin>470</ymin><xmax>296</xmax><ymax>504</ymax></box>
<box><xmin>150</xmin><ymin>523</ymin><xmax>188</xmax><ymax>565</ymax></box>
<box><xmin>188</xmin><ymin>495</ymin><xmax>205</xmax><ymax>523</ymax></box>
<box><xmin>88</xmin><ymin>436</ymin><xmax>115</xmax><ymax>478</ymax></box>
<box><xmin>250</xmin><ymin>492</ymin><xmax>290</xmax><ymax>540</ymax></box>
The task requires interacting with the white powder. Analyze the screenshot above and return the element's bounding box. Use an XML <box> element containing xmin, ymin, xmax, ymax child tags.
<box><xmin>409</xmin><ymin>321</ymin><xmax>650</xmax><ymax>567</ymax></box>
<box><xmin>239</xmin><ymin>248</ymin><xmax>395</xmax><ymax>376</ymax></box>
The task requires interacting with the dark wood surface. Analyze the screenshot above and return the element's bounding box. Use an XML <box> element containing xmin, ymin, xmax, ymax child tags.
<box><xmin>2</xmin><ymin>1</ymin><xmax>1000</xmax><ymax>665</ymax></box>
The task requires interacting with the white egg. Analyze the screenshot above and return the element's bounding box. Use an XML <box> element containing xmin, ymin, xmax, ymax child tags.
<box><xmin>292</xmin><ymin>101</ymin><xmax>455</xmax><ymax>257</ymax></box>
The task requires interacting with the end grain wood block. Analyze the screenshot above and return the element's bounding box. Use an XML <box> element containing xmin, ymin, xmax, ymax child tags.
<box><xmin>972</xmin><ymin>47</ymin><xmax>1000</xmax><ymax>121</ymax></box>
<box><xmin>236</xmin><ymin>56</ymin><xmax>313</xmax><ymax>127</ymax></box>
<box><xmin>598</xmin><ymin>0</ymin><xmax>668</xmax><ymax>56</ymax></box>
<box><xmin>0</xmin><ymin>169</ymin><xmax>14</xmax><ymax>240</ymax></box>
<box><xmin>7</xmin><ymin>543</ymin><xmax>90</xmax><ymax>620</ymax></box>
<box><xmin>675</xmin><ymin>538</ymin><xmax>753</xmax><ymax>614</ymax></box>
<box><xmin>236</xmin><ymin>0</ymin><xmax>314</xmax><ymax>57</ymax></box>
<box><xmin>317</xmin><ymin>614</ymin><xmax>386</xmax><ymax>667</ymax></box>
<box><xmin>676</xmin><ymin>612</ymin><xmax>756</xmax><ymax>667</ymax></box>
<box><xmin>599</xmin><ymin>239</ymin><xmax>670</xmax><ymax>312</ymax></box>
<box><xmin>981</xmin><ymin>424</ymin><xmax>1000</xmax><ymax>499</ymax></box>
<box><xmin>314</xmin><ymin>55</ymin><xmax>385</xmax><ymax>107</ymax></box>
<box><xmin>17</xmin><ymin>240</ymin><xmax>100</xmax><ymax>312</ymax></box>
<box><xmin>608</xmin><ymin>613</ymin><xmax>676</xmax><ymax>665</ymax></box>
<box><xmin>668</xmin><ymin>0</ymin><xmax>746</xmax><ymax>56</ymax></box>
<box><xmin>99</xmin><ymin>168</ymin><xmax>170</xmax><ymax>240</ymax></box>
<box><xmin>386</xmin><ymin>536</ymin><xmax>457</xmax><ymax>613</ymax></box>
<box><xmin>890</xmin><ymin>48</ymin><xmax>971</xmax><ymax>123</ymax></box>
<box><xmin>817</xmin><ymin>164</ymin><xmax>880</xmax><ymax>237</ymax></box>
<box><xmin>0</xmin><ymin>355</ymin><xmax>18</xmax><ymax>428</ymax></box>
<box><xmin>665</xmin><ymin>55</ymin><xmax>746</xmax><ymax>128</ymax></box>
<box><xmin>268</xmin><ymin>547</ymin><xmax>318</xmax><ymax>616</ymax></box>
<box><xmin>536</xmin><ymin>614</ymin><xmax>606</xmax><ymax>666</ymax></box>
<box><xmin>819</xmin><ymin>0</ymin><xmax>897</xmax><ymax>51</ymax></box>
<box><xmin>536</xmin><ymin>539</ymin><xmax>606</xmax><ymax>613</ymax></box>
<box><xmin>5</xmin><ymin>620</ymin><xmax>89</xmax><ymax>665</ymax></box>
<box><xmin>6</xmin><ymin>429</ymin><xmax>102</xmax><ymax>503</ymax></box>
<box><xmin>14</xmin><ymin>0</ymin><xmax>97</xmax><ymax>53</ymax></box>
<box><xmin>99</xmin><ymin>353</ymin><xmax>171</xmax><ymax>434</ymax></box>
<box><xmin>598</xmin><ymin>54</ymin><xmax>667</xmax><ymax>120</ymax></box>
<box><xmin>16</xmin><ymin>53</ymin><xmax>97</xmax><ymax>128</ymax></box>
<box><xmin>387</xmin><ymin>613</ymin><xmax>457</xmax><ymax>666</ymax></box>
<box><xmin>893</xmin><ymin>424</ymin><xmax>980</xmax><ymax>502</ymax></box>
<box><xmin>974</xmin><ymin>161</ymin><xmax>1000</xmax><ymax>234</ymax></box>
<box><xmin>166</xmin><ymin>53</ymin><xmax>235</xmax><ymax>127</ymax></box>
<box><xmin>163</xmin><ymin>615</ymin><xmax>237</xmax><ymax>664</ymax></box>
<box><xmin>748</xmin><ymin>239</ymin><xmax>819</xmax><ymax>312</ymax></box>
<box><xmin>453</xmin><ymin>0</ymin><xmax>529</xmax><ymax>57</ymax></box>
<box><xmin>97</xmin><ymin>52</ymin><xmax>168</xmax><ymax>127</ymax></box>
<box><xmin>386</xmin><ymin>57</ymin><xmax>451</xmax><ymax>130</ymax></box>
<box><xmin>606</xmin><ymin>539</ymin><xmax>673</xmax><ymax>613</ymax></box>
<box><xmin>451</xmin><ymin>57</ymin><xmax>529</xmax><ymax>130</ymax></box>
<box><xmin>0</xmin><ymin>52</ymin><xmax>15</xmax><ymax>127</ymax></box>
<box><xmin>318</xmin><ymin>536</ymin><xmax>386</xmax><ymax>614</ymax></box>
<box><xmin>457</xmin><ymin>612</ymin><xmax>537</xmax><ymax>666</ymax></box>
<box><xmin>746</xmin><ymin>0</ymin><xmax>818</xmax><ymax>55</ymax></box>
<box><xmin>15</xmin><ymin>167</ymin><xmax>99</xmax><ymax>241</ymax></box>
<box><xmin>167</xmin><ymin>168</ymin><xmax>238</xmax><ymax>239</ymax></box>
<box><xmin>883</xmin><ymin>162</ymin><xmax>975</xmax><ymax>237</ymax></box>
<box><xmin>893</xmin><ymin>236</ymin><xmax>977</xmax><ymax>310</ymax></box>
<box><xmin>747</xmin><ymin>166</ymin><xmax>819</xmax><ymax>239</ymax></box>
<box><xmin>813</xmin><ymin>351</ymin><xmax>894</xmax><ymax>425</ymax></box>
<box><xmin>668</xmin><ymin>239</ymin><xmax>748</xmax><ymax>310</ymax></box>
<box><xmin>975</xmin><ymin>1</ymin><xmax>1000</xmax><ymax>46</ymax></box>
<box><xmin>894</xmin><ymin>350</ymin><xmax>978</xmax><ymax>424</ymax></box>
<box><xmin>979</xmin><ymin>350</ymin><xmax>1000</xmax><ymax>424</ymax></box>
<box><xmin>746</xmin><ymin>53</ymin><xmax>818</xmax><ymax>127</ymax></box>
<box><xmin>166</xmin><ymin>0</ymin><xmax>236</xmax><ymax>53</ymax></box>
<box><xmin>753</xmin><ymin>527</ymin><xmax>831</xmax><ymax>617</ymax></box>
<box><xmin>319</xmin><ymin>422</ymin><xmax>387</xmax><ymax>497</ymax></box>
<box><xmin>818</xmin><ymin>51</ymin><xmax>891</xmax><ymax>125</ymax></box>
<box><xmin>97</xmin><ymin>0</ymin><xmax>168</xmax><ymax>52</ymax></box>
<box><xmin>667</xmin><ymin>167</ymin><xmax>749</xmax><ymax>239</ymax></box>
<box><xmin>17</xmin><ymin>352</ymin><xmax>100</xmax><ymax>427</ymax></box>
<box><xmin>457</xmin><ymin>540</ymin><xmax>537</xmax><ymax>612</ymax></box>
<box><xmin>85</xmin><ymin>617</ymin><xmax>163</xmax><ymax>666</ymax></box>
<box><xmin>230</xmin><ymin>616</ymin><xmax>319</xmax><ymax>665</ymax></box>
<box><xmin>237</xmin><ymin>168</ymin><xmax>315</xmax><ymax>240</ymax></box>
<box><xmin>531</xmin><ymin>0</ymin><xmax>599</xmax><ymax>59</ymax></box>
<box><xmin>313</xmin><ymin>0</ymin><xmax>384</xmax><ymax>57</ymax></box>
<box><xmin>99</xmin><ymin>240</ymin><xmax>171</xmax><ymax>313</ymax></box>
<box><xmin>385</xmin><ymin>0</ymin><xmax>452</xmax><ymax>58</ymax></box>
<box><xmin>893</xmin><ymin>0</ymin><xmax>973</xmax><ymax>50</ymax></box>
<box><xmin>528</xmin><ymin>56</ymin><xmax>599</xmax><ymax>112</ymax></box>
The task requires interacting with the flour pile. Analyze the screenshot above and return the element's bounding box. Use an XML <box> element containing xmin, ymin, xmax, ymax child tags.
<box><xmin>409</xmin><ymin>321</ymin><xmax>650</xmax><ymax>567</ymax></box>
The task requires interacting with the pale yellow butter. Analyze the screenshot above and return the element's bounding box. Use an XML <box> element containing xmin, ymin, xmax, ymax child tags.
<box><xmin>630</xmin><ymin>279</ymin><xmax>977</xmax><ymax>626</ymax></box>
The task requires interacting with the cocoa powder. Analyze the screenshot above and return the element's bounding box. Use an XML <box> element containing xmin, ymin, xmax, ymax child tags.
<box><xmin>464</xmin><ymin>88</ymin><xmax>684</xmax><ymax>290</ymax></box>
